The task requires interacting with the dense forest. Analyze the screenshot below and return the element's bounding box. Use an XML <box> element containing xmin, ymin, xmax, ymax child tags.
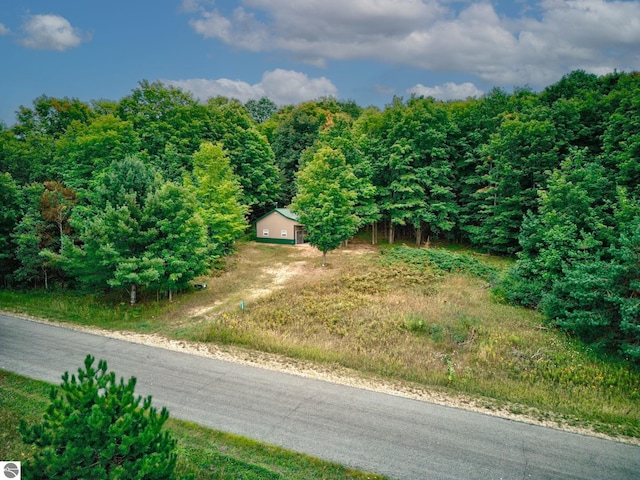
<box><xmin>1</xmin><ymin>70</ymin><xmax>638</xmax><ymax>362</ymax></box>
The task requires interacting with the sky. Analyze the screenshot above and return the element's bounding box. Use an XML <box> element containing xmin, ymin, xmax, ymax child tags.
<box><xmin>1</xmin><ymin>0</ymin><xmax>639</xmax><ymax>126</ymax></box>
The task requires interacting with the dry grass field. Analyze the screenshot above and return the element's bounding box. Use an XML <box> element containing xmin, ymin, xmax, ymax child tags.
<box><xmin>140</xmin><ymin>239</ymin><xmax>639</xmax><ymax>441</ymax></box>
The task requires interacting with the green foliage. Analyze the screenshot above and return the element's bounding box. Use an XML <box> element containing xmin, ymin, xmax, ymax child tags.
<box><xmin>11</xmin><ymin>212</ymin><xmax>45</xmax><ymax>286</ymax></box>
<box><xmin>504</xmin><ymin>149</ymin><xmax>616</xmax><ymax>307</ymax></box>
<box><xmin>54</xmin><ymin>114</ymin><xmax>141</xmax><ymax>191</ymax></box>
<box><xmin>244</xmin><ymin>97</ymin><xmax>278</xmax><ymax>123</ymax></box>
<box><xmin>366</xmin><ymin>98</ymin><xmax>458</xmax><ymax>244</ymax></box>
<box><xmin>188</xmin><ymin>142</ymin><xmax>248</xmax><ymax>256</ymax></box>
<box><xmin>540</xmin><ymin>220</ymin><xmax>640</xmax><ymax>361</ymax></box>
<box><xmin>467</xmin><ymin>107</ymin><xmax>559</xmax><ymax>253</ymax></box>
<box><xmin>308</xmin><ymin>112</ymin><xmax>380</xmax><ymax>229</ymax></box>
<box><xmin>0</xmin><ymin>173</ymin><xmax>21</xmax><ymax>280</ymax></box>
<box><xmin>271</xmin><ymin>102</ymin><xmax>328</xmax><ymax>202</ymax></box>
<box><xmin>63</xmin><ymin>156</ymin><xmax>208</xmax><ymax>303</ymax></box>
<box><xmin>3</xmin><ymin>69</ymin><xmax>640</xmax><ymax>362</ymax></box>
<box><xmin>117</xmin><ymin>80</ymin><xmax>200</xmax><ymax>172</ymax></box>
<box><xmin>291</xmin><ymin>147</ymin><xmax>360</xmax><ymax>264</ymax></box>
<box><xmin>209</xmin><ymin>102</ymin><xmax>283</xmax><ymax>220</ymax></box>
<box><xmin>18</xmin><ymin>355</ymin><xmax>177</xmax><ymax>480</ymax></box>
<box><xmin>144</xmin><ymin>182</ymin><xmax>209</xmax><ymax>295</ymax></box>
<box><xmin>379</xmin><ymin>246</ymin><xmax>499</xmax><ymax>282</ymax></box>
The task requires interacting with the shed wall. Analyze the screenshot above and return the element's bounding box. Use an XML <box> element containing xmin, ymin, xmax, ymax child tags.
<box><xmin>256</xmin><ymin>212</ymin><xmax>300</xmax><ymax>244</ymax></box>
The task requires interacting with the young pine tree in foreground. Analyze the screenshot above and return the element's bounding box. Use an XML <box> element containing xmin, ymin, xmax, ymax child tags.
<box><xmin>19</xmin><ymin>354</ymin><xmax>177</xmax><ymax>480</ymax></box>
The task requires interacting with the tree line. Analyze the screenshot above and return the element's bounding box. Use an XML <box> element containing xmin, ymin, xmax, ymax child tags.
<box><xmin>1</xmin><ymin>70</ymin><xmax>638</xmax><ymax>361</ymax></box>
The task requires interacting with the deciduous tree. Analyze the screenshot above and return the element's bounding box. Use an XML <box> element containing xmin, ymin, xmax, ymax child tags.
<box><xmin>291</xmin><ymin>147</ymin><xmax>359</xmax><ymax>266</ymax></box>
<box><xmin>187</xmin><ymin>142</ymin><xmax>248</xmax><ymax>257</ymax></box>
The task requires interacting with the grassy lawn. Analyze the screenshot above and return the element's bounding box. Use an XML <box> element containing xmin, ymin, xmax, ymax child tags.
<box><xmin>0</xmin><ymin>370</ymin><xmax>385</xmax><ymax>479</ymax></box>
<box><xmin>1</xmin><ymin>239</ymin><xmax>639</xmax><ymax>441</ymax></box>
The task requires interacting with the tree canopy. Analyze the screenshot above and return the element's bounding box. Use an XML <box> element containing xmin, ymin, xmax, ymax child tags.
<box><xmin>2</xmin><ymin>70</ymin><xmax>640</xmax><ymax>360</ymax></box>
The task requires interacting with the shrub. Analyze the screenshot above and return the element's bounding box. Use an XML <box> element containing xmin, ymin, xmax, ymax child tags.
<box><xmin>379</xmin><ymin>246</ymin><xmax>499</xmax><ymax>282</ymax></box>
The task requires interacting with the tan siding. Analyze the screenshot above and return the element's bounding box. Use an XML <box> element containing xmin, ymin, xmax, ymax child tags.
<box><xmin>256</xmin><ymin>212</ymin><xmax>300</xmax><ymax>240</ymax></box>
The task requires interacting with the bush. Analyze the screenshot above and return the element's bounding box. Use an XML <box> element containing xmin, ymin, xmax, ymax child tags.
<box><xmin>379</xmin><ymin>246</ymin><xmax>499</xmax><ymax>282</ymax></box>
<box><xmin>19</xmin><ymin>354</ymin><xmax>177</xmax><ymax>480</ymax></box>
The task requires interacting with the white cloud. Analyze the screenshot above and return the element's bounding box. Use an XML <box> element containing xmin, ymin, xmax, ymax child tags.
<box><xmin>186</xmin><ymin>0</ymin><xmax>640</xmax><ymax>87</ymax></box>
<box><xmin>0</xmin><ymin>23</ymin><xmax>10</xmax><ymax>35</ymax></box>
<box><xmin>188</xmin><ymin>6</ymin><xmax>268</xmax><ymax>51</ymax></box>
<box><xmin>163</xmin><ymin>69</ymin><xmax>338</xmax><ymax>105</ymax></box>
<box><xmin>19</xmin><ymin>14</ymin><xmax>88</xmax><ymax>51</ymax></box>
<box><xmin>407</xmin><ymin>82</ymin><xmax>484</xmax><ymax>100</ymax></box>
<box><xmin>164</xmin><ymin>77</ymin><xmax>264</xmax><ymax>102</ymax></box>
<box><xmin>260</xmin><ymin>69</ymin><xmax>337</xmax><ymax>104</ymax></box>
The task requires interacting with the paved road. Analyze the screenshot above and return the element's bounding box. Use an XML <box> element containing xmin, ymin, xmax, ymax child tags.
<box><xmin>1</xmin><ymin>314</ymin><xmax>639</xmax><ymax>479</ymax></box>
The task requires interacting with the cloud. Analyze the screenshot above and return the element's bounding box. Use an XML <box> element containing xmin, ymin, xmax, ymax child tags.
<box><xmin>19</xmin><ymin>14</ymin><xmax>88</xmax><ymax>51</ymax></box>
<box><xmin>163</xmin><ymin>69</ymin><xmax>338</xmax><ymax>105</ymax></box>
<box><xmin>407</xmin><ymin>82</ymin><xmax>484</xmax><ymax>100</ymax></box>
<box><xmin>0</xmin><ymin>23</ymin><xmax>10</xmax><ymax>35</ymax></box>
<box><xmin>188</xmin><ymin>5</ymin><xmax>268</xmax><ymax>51</ymax></box>
<box><xmin>185</xmin><ymin>0</ymin><xmax>640</xmax><ymax>87</ymax></box>
<box><xmin>259</xmin><ymin>69</ymin><xmax>337</xmax><ymax>104</ymax></box>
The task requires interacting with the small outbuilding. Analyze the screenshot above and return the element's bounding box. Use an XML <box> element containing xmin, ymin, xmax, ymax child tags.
<box><xmin>255</xmin><ymin>208</ymin><xmax>305</xmax><ymax>245</ymax></box>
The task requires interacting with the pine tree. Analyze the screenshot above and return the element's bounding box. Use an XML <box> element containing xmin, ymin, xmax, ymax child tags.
<box><xmin>19</xmin><ymin>355</ymin><xmax>177</xmax><ymax>480</ymax></box>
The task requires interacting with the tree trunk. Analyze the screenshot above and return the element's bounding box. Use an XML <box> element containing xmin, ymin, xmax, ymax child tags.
<box><xmin>388</xmin><ymin>224</ymin><xmax>395</xmax><ymax>244</ymax></box>
<box><xmin>372</xmin><ymin>221</ymin><xmax>377</xmax><ymax>245</ymax></box>
<box><xmin>130</xmin><ymin>283</ymin><xmax>137</xmax><ymax>306</ymax></box>
<box><xmin>169</xmin><ymin>290</ymin><xmax>173</xmax><ymax>302</ymax></box>
<box><xmin>416</xmin><ymin>224</ymin><xmax>422</xmax><ymax>246</ymax></box>
<box><xmin>322</xmin><ymin>250</ymin><xmax>327</xmax><ymax>267</ymax></box>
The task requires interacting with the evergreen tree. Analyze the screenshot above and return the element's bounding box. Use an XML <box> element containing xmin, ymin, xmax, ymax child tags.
<box><xmin>504</xmin><ymin>149</ymin><xmax>615</xmax><ymax>307</ymax></box>
<box><xmin>540</xmin><ymin>217</ymin><xmax>640</xmax><ymax>361</ymax></box>
<box><xmin>12</xmin><ymin>212</ymin><xmax>46</xmax><ymax>288</ymax></box>
<box><xmin>62</xmin><ymin>156</ymin><xmax>207</xmax><ymax>304</ymax></box>
<box><xmin>609</xmin><ymin>220</ymin><xmax>640</xmax><ymax>360</ymax></box>
<box><xmin>19</xmin><ymin>354</ymin><xmax>177</xmax><ymax>480</ymax></box>
<box><xmin>144</xmin><ymin>182</ymin><xmax>209</xmax><ymax>300</ymax></box>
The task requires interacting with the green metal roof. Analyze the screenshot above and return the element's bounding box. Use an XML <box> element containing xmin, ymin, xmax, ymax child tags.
<box><xmin>256</xmin><ymin>207</ymin><xmax>301</xmax><ymax>223</ymax></box>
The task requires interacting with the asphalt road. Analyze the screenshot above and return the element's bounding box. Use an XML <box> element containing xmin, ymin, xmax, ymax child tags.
<box><xmin>1</xmin><ymin>313</ymin><xmax>639</xmax><ymax>479</ymax></box>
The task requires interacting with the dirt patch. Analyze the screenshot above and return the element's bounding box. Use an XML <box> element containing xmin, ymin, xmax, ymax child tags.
<box><xmin>247</xmin><ymin>260</ymin><xmax>309</xmax><ymax>300</ymax></box>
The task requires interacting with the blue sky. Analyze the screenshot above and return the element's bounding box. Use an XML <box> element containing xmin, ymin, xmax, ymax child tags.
<box><xmin>1</xmin><ymin>0</ymin><xmax>639</xmax><ymax>126</ymax></box>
